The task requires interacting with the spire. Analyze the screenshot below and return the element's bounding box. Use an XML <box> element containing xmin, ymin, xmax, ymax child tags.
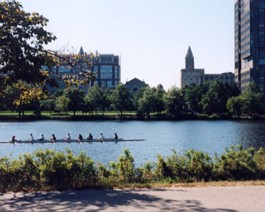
<box><xmin>79</xmin><ymin>46</ymin><xmax>84</xmax><ymax>55</ymax></box>
<box><xmin>186</xmin><ymin>46</ymin><xmax>193</xmax><ymax>58</ymax></box>
<box><xmin>185</xmin><ymin>46</ymin><xmax>194</xmax><ymax>70</ymax></box>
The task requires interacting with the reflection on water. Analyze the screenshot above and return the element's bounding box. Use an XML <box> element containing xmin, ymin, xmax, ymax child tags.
<box><xmin>0</xmin><ymin>120</ymin><xmax>265</xmax><ymax>165</ymax></box>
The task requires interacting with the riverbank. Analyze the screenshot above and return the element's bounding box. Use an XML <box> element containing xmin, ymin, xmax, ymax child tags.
<box><xmin>1</xmin><ymin>111</ymin><xmax>265</xmax><ymax>121</ymax></box>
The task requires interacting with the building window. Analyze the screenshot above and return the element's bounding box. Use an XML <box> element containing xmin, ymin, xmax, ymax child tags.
<box><xmin>114</xmin><ymin>66</ymin><xmax>119</xmax><ymax>79</ymax></box>
<box><xmin>260</xmin><ymin>48</ymin><xmax>265</xmax><ymax>59</ymax></box>
<box><xmin>100</xmin><ymin>65</ymin><xmax>112</xmax><ymax>79</ymax></box>
<box><xmin>107</xmin><ymin>81</ymin><xmax>113</xmax><ymax>87</ymax></box>
<box><xmin>101</xmin><ymin>56</ymin><xmax>112</xmax><ymax>63</ymax></box>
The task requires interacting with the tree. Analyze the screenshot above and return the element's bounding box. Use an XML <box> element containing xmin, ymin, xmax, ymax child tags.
<box><xmin>137</xmin><ymin>87</ymin><xmax>165</xmax><ymax>117</ymax></box>
<box><xmin>200</xmin><ymin>81</ymin><xmax>240</xmax><ymax>115</ymax></box>
<box><xmin>64</xmin><ymin>87</ymin><xmax>85</xmax><ymax>116</ymax></box>
<box><xmin>55</xmin><ymin>96</ymin><xmax>69</xmax><ymax>113</ymax></box>
<box><xmin>111</xmin><ymin>83</ymin><xmax>132</xmax><ymax>117</ymax></box>
<box><xmin>0</xmin><ymin>1</ymin><xmax>56</xmax><ymax>83</ymax></box>
<box><xmin>3</xmin><ymin>80</ymin><xmax>47</xmax><ymax>117</ymax></box>
<box><xmin>40</xmin><ymin>98</ymin><xmax>56</xmax><ymax>115</ymax></box>
<box><xmin>85</xmin><ymin>85</ymin><xmax>110</xmax><ymax>115</ymax></box>
<box><xmin>183</xmin><ymin>83</ymin><xmax>210</xmax><ymax>113</ymax></box>
<box><xmin>226</xmin><ymin>96</ymin><xmax>243</xmax><ymax>117</ymax></box>
<box><xmin>165</xmin><ymin>86</ymin><xmax>184</xmax><ymax>117</ymax></box>
<box><xmin>240</xmin><ymin>83</ymin><xmax>264</xmax><ymax>115</ymax></box>
<box><xmin>3</xmin><ymin>82</ymin><xmax>21</xmax><ymax>112</ymax></box>
<box><xmin>226</xmin><ymin>83</ymin><xmax>264</xmax><ymax>117</ymax></box>
<box><xmin>155</xmin><ymin>84</ymin><xmax>166</xmax><ymax>114</ymax></box>
<box><xmin>27</xmin><ymin>83</ymin><xmax>47</xmax><ymax>116</ymax></box>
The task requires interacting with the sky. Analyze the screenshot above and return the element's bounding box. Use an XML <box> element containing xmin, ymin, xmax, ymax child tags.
<box><xmin>18</xmin><ymin>0</ymin><xmax>234</xmax><ymax>90</ymax></box>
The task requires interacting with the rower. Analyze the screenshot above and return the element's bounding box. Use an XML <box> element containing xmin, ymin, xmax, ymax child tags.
<box><xmin>51</xmin><ymin>134</ymin><xmax>56</xmax><ymax>143</ymax></box>
<box><xmin>100</xmin><ymin>133</ymin><xmax>104</xmax><ymax>142</ymax></box>
<box><xmin>87</xmin><ymin>133</ymin><xmax>93</xmax><ymax>140</ymax></box>
<box><xmin>78</xmin><ymin>134</ymin><xmax>83</xmax><ymax>142</ymax></box>
<box><xmin>29</xmin><ymin>133</ymin><xmax>34</xmax><ymax>141</ymax></box>
<box><xmin>11</xmin><ymin>135</ymin><xmax>17</xmax><ymax>143</ymax></box>
<box><xmin>114</xmin><ymin>133</ymin><xmax>118</xmax><ymax>140</ymax></box>
<box><xmin>38</xmin><ymin>134</ymin><xmax>44</xmax><ymax>141</ymax></box>
<box><xmin>66</xmin><ymin>133</ymin><xmax>71</xmax><ymax>141</ymax></box>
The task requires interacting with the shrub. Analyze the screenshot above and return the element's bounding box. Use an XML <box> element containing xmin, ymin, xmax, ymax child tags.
<box><xmin>254</xmin><ymin>148</ymin><xmax>265</xmax><ymax>178</ymax></box>
<box><xmin>155</xmin><ymin>155</ymin><xmax>174</xmax><ymax>180</ymax></box>
<box><xmin>213</xmin><ymin>145</ymin><xmax>257</xmax><ymax>180</ymax></box>
<box><xmin>0</xmin><ymin>146</ymin><xmax>265</xmax><ymax>192</ymax></box>
<box><xmin>183</xmin><ymin>149</ymin><xmax>213</xmax><ymax>182</ymax></box>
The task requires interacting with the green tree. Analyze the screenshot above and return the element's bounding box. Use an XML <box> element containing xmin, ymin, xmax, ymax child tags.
<box><xmin>240</xmin><ymin>83</ymin><xmax>264</xmax><ymax>115</ymax></box>
<box><xmin>165</xmin><ymin>86</ymin><xmax>184</xmax><ymax>117</ymax></box>
<box><xmin>0</xmin><ymin>76</ymin><xmax>8</xmax><ymax>109</ymax></box>
<box><xmin>155</xmin><ymin>84</ymin><xmax>166</xmax><ymax>114</ymax></box>
<box><xmin>226</xmin><ymin>96</ymin><xmax>243</xmax><ymax>117</ymax></box>
<box><xmin>64</xmin><ymin>87</ymin><xmax>85</xmax><ymax>116</ymax></box>
<box><xmin>55</xmin><ymin>95</ymin><xmax>69</xmax><ymax>113</ymax></box>
<box><xmin>85</xmin><ymin>85</ymin><xmax>110</xmax><ymax>115</ymax></box>
<box><xmin>40</xmin><ymin>98</ymin><xmax>56</xmax><ymax>115</ymax></box>
<box><xmin>137</xmin><ymin>87</ymin><xmax>165</xmax><ymax>117</ymax></box>
<box><xmin>183</xmin><ymin>83</ymin><xmax>210</xmax><ymax>113</ymax></box>
<box><xmin>0</xmin><ymin>1</ymin><xmax>56</xmax><ymax>83</ymax></box>
<box><xmin>3</xmin><ymin>82</ymin><xmax>21</xmax><ymax>112</ymax></box>
<box><xmin>111</xmin><ymin>83</ymin><xmax>132</xmax><ymax>117</ymax></box>
<box><xmin>200</xmin><ymin>81</ymin><xmax>240</xmax><ymax>115</ymax></box>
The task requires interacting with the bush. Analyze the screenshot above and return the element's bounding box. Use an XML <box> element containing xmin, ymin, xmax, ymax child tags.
<box><xmin>0</xmin><ymin>146</ymin><xmax>265</xmax><ymax>192</ymax></box>
<box><xmin>254</xmin><ymin>148</ymin><xmax>265</xmax><ymax>178</ymax></box>
<box><xmin>183</xmin><ymin>149</ymin><xmax>213</xmax><ymax>181</ymax></box>
<box><xmin>213</xmin><ymin>145</ymin><xmax>257</xmax><ymax>180</ymax></box>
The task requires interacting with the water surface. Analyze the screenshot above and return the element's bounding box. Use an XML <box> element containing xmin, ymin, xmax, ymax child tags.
<box><xmin>1</xmin><ymin>120</ymin><xmax>265</xmax><ymax>165</ymax></box>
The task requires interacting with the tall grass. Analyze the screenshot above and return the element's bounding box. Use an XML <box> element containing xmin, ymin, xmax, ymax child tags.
<box><xmin>0</xmin><ymin>145</ymin><xmax>265</xmax><ymax>192</ymax></box>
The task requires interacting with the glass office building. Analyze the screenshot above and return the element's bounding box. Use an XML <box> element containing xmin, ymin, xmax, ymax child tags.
<box><xmin>92</xmin><ymin>54</ymin><xmax>120</xmax><ymax>89</ymax></box>
<box><xmin>235</xmin><ymin>0</ymin><xmax>265</xmax><ymax>92</ymax></box>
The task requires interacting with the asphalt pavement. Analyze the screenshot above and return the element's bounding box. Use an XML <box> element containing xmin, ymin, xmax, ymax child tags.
<box><xmin>0</xmin><ymin>185</ymin><xmax>264</xmax><ymax>211</ymax></box>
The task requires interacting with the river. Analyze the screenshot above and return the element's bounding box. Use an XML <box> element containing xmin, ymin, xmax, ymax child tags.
<box><xmin>1</xmin><ymin>120</ymin><xmax>265</xmax><ymax>165</ymax></box>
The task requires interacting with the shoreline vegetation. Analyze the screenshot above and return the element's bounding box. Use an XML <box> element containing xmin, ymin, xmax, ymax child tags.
<box><xmin>0</xmin><ymin>146</ymin><xmax>265</xmax><ymax>193</ymax></box>
<box><xmin>1</xmin><ymin>111</ymin><xmax>265</xmax><ymax>121</ymax></box>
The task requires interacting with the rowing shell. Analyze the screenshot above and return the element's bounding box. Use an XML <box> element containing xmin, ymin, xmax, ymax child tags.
<box><xmin>0</xmin><ymin>138</ymin><xmax>145</xmax><ymax>144</ymax></box>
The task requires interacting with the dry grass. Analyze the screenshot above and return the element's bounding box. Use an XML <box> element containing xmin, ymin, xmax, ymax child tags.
<box><xmin>113</xmin><ymin>180</ymin><xmax>265</xmax><ymax>190</ymax></box>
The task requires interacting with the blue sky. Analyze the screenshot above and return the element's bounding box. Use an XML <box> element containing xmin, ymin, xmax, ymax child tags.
<box><xmin>19</xmin><ymin>0</ymin><xmax>234</xmax><ymax>89</ymax></box>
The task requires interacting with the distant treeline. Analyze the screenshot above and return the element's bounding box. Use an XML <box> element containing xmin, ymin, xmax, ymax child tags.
<box><xmin>0</xmin><ymin>80</ymin><xmax>264</xmax><ymax>119</ymax></box>
<box><xmin>0</xmin><ymin>145</ymin><xmax>265</xmax><ymax>192</ymax></box>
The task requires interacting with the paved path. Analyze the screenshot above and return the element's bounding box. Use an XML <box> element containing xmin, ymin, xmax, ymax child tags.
<box><xmin>0</xmin><ymin>186</ymin><xmax>264</xmax><ymax>211</ymax></box>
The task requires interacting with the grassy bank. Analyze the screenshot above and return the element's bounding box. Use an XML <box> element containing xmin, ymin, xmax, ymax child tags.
<box><xmin>1</xmin><ymin>110</ymin><xmax>265</xmax><ymax>121</ymax></box>
<box><xmin>0</xmin><ymin>145</ymin><xmax>265</xmax><ymax>192</ymax></box>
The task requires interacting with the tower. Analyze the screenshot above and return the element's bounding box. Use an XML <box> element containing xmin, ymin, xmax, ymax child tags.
<box><xmin>185</xmin><ymin>46</ymin><xmax>194</xmax><ymax>71</ymax></box>
<box><xmin>235</xmin><ymin>0</ymin><xmax>265</xmax><ymax>92</ymax></box>
<box><xmin>180</xmin><ymin>47</ymin><xmax>204</xmax><ymax>88</ymax></box>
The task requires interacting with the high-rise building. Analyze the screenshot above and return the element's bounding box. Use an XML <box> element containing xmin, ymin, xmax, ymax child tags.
<box><xmin>42</xmin><ymin>47</ymin><xmax>121</xmax><ymax>90</ymax></box>
<box><xmin>92</xmin><ymin>54</ymin><xmax>120</xmax><ymax>89</ymax></box>
<box><xmin>235</xmin><ymin>0</ymin><xmax>265</xmax><ymax>92</ymax></box>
